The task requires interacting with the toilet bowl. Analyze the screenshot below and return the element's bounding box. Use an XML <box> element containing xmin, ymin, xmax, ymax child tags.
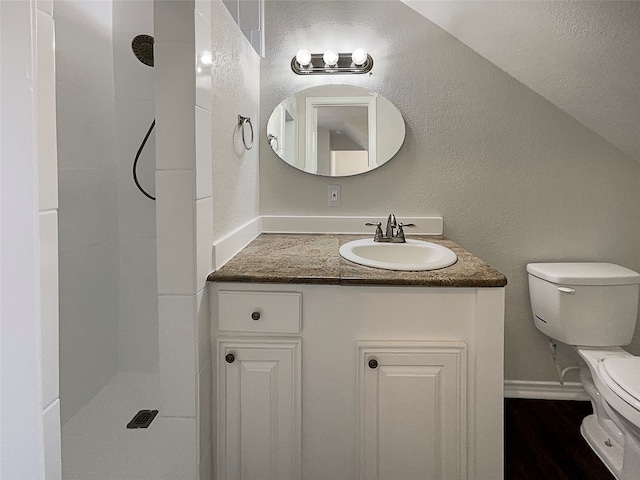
<box><xmin>577</xmin><ymin>347</ymin><xmax>640</xmax><ymax>478</ymax></box>
<box><xmin>527</xmin><ymin>263</ymin><xmax>640</xmax><ymax>480</ymax></box>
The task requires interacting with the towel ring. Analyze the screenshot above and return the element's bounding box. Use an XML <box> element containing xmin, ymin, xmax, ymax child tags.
<box><xmin>238</xmin><ymin>115</ymin><xmax>254</xmax><ymax>150</ymax></box>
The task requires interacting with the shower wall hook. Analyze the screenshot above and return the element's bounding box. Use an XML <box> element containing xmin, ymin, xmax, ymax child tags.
<box><xmin>238</xmin><ymin>115</ymin><xmax>254</xmax><ymax>150</ymax></box>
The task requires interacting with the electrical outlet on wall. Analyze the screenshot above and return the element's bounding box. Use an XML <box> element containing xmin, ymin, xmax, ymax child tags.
<box><xmin>328</xmin><ymin>184</ymin><xmax>341</xmax><ymax>207</ymax></box>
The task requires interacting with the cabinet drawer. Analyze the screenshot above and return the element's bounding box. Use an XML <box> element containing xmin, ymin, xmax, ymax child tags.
<box><xmin>218</xmin><ymin>291</ymin><xmax>302</xmax><ymax>333</ymax></box>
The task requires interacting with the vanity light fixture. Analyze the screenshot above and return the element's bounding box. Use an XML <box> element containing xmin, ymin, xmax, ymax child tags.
<box><xmin>291</xmin><ymin>48</ymin><xmax>373</xmax><ymax>75</ymax></box>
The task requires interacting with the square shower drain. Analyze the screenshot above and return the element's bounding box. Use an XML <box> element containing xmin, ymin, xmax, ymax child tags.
<box><xmin>126</xmin><ymin>409</ymin><xmax>158</xmax><ymax>429</ymax></box>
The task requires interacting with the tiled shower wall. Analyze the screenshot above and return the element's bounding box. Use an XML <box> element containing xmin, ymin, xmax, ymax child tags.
<box><xmin>57</xmin><ymin>0</ymin><xmax>159</xmax><ymax>423</ymax></box>
<box><xmin>154</xmin><ymin>0</ymin><xmax>260</xmax><ymax>476</ymax></box>
<box><xmin>55</xmin><ymin>0</ymin><xmax>119</xmax><ymax>423</ymax></box>
<box><xmin>113</xmin><ymin>0</ymin><xmax>158</xmax><ymax>374</ymax></box>
<box><xmin>1</xmin><ymin>0</ymin><xmax>61</xmax><ymax>475</ymax></box>
<box><xmin>38</xmin><ymin>0</ymin><xmax>62</xmax><ymax>476</ymax></box>
<box><xmin>155</xmin><ymin>0</ymin><xmax>213</xmax><ymax>476</ymax></box>
<box><xmin>1</xmin><ymin>1</ymin><xmax>45</xmax><ymax>476</ymax></box>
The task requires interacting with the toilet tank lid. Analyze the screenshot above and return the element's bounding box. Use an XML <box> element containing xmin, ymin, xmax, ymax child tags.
<box><xmin>527</xmin><ymin>263</ymin><xmax>640</xmax><ymax>285</ymax></box>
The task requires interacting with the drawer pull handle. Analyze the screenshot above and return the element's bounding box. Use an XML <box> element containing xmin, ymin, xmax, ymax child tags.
<box><xmin>368</xmin><ymin>358</ymin><xmax>378</xmax><ymax>369</ymax></box>
<box><xmin>225</xmin><ymin>353</ymin><xmax>235</xmax><ymax>364</ymax></box>
<box><xmin>251</xmin><ymin>311</ymin><xmax>261</xmax><ymax>321</ymax></box>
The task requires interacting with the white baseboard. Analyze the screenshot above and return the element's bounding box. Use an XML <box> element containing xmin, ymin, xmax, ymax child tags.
<box><xmin>504</xmin><ymin>380</ymin><xmax>589</xmax><ymax>401</ymax></box>
<box><xmin>212</xmin><ymin>217</ymin><xmax>262</xmax><ymax>270</ymax></box>
<box><xmin>261</xmin><ymin>215</ymin><xmax>444</xmax><ymax>235</ymax></box>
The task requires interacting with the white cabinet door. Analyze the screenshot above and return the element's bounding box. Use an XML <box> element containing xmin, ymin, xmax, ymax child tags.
<box><xmin>357</xmin><ymin>341</ymin><xmax>467</xmax><ymax>480</ymax></box>
<box><xmin>218</xmin><ymin>338</ymin><xmax>301</xmax><ymax>480</ymax></box>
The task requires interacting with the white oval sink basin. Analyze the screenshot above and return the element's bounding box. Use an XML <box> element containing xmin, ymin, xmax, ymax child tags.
<box><xmin>339</xmin><ymin>238</ymin><xmax>457</xmax><ymax>271</ymax></box>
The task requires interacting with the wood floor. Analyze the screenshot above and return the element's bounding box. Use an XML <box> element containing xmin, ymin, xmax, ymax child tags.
<box><xmin>505</xmin><ymin>398</ymin><xmax>615</xmax><ymax>480</ymax></box>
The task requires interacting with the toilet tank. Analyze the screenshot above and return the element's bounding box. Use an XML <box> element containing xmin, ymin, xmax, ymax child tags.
<box><xmin>527</xmin><ymin>263</ymin><xmax>640</xmax><ymax>346</ymax></box>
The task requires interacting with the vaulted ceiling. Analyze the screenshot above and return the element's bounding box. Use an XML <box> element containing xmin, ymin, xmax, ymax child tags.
<box><xmin>402</xmin><ymin>0</ymin><xmax>640</xmax><ymax>163</ymax></box>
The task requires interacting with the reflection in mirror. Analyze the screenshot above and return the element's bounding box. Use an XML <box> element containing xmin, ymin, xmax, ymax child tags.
<box><xmin>317</xmin><ymin>105</ymin><xmax>368</xmax><ymax>176</ymax></box>
<box><xmin>267</xmin><ymin>85</ymin><xmax>405</xmax><ymax>177</ymax></box>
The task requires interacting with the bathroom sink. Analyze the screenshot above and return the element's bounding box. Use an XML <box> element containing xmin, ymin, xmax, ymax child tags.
<box><xmin>339</xmin><ymin>238</ymin><xmax>457</xmax><ymax>271</ymax></box>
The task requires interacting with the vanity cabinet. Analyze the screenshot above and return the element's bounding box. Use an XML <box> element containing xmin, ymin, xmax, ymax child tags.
<box><xmin>215</xmin><ymin>291</ymin><xmax>302</xmax><ymax>480</ymax></box>
<box><xmin>217</xmin><ymin>338</ymin><xmax>301</xmax><ymax>480</ymax></box>
<box><xmin>210</xmin><ymin>282</ymin><xmax>505</xmax><ymax>480</ymax></box>
<box><xmin>358</xmin><ymin>342</ymin><xmax>467</xmax><ymax>480</ymax></box>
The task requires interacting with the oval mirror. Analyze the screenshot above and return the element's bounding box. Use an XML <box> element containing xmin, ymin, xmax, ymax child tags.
<box><xmin>266</xmin><ymin>85</ymin><xmax>405</xmax><ymax>177</ymax></box>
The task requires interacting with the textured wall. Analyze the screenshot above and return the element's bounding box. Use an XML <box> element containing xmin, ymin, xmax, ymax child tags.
<box><xmin>211</xmin><ymin>0</ymin><xmax>261</xmax><ymax>241</ymax></box>
<box><xmin>403</xmin><ymin>0</ymin><xmax>640</xmax><ymax>163</ymax></box>
<box><xmin>260</xmin><ymin>0</ymin><xmax>640</xmax><ymax>382</ymax></box>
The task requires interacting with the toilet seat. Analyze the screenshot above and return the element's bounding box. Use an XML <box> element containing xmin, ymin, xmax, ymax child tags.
<box><xmin>600</xmin><ymin>357</ymin><xmax>640</xmax><ymax>411</ymax></box>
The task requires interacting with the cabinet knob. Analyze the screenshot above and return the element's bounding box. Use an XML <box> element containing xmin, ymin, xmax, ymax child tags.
<box><xmin>225</xmin><ymin>353</ymin><xmax>235</xmax><ymax>364</ymax></box>
<box><xmin>368</xmin><ymin>358</ymin><xmax>378</xmax><ymax>369</ymax></box>
<box><xmin>251</xmin><ymin>311</ymin><xmax>261</xmax><ymax>321</ymax></box>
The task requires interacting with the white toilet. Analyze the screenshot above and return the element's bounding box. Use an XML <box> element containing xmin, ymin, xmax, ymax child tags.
<box><xmin>527</xmin><ymin>262</ymin><xmax>640</xmax><ymax>480</ymax></box>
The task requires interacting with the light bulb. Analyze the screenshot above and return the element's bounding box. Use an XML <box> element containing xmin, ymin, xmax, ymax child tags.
<box><xmin>323</xmin><ymin>49</ymin><xmax>339</xmax><ymax>67</ymax></box>
<box><xmin>351</xmin><ymin>48</ymin><xmax>368</xmax><ymax>66</ymax></box>
<box><xmin>295</xmin><ymin>49</ymin><xmax>311</xmax><ymax>67</ymax></box>
<box><xmin>199</xmin><ymin>50</ymin><xmax>212</xmax><ymax>66</ymax></box>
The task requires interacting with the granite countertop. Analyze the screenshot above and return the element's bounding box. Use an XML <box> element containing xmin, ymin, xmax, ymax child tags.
<box><xmin>207</xmin><ymin>233</ymin><xmax>507</xmax><ymax>287</ymax></box>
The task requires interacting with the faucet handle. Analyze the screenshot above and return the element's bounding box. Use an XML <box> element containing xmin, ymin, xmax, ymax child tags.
<box><xmin>365</xmin><ymin>222</ymin><xmax>383</xmax><ymax>241</ymax></box>
<box><xmin>396</xmin><ymin>223</ymin><xmax>416</xmax><ymax>242</ymax></box>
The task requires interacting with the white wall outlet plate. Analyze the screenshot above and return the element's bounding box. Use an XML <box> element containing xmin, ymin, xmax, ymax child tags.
<box><xmin>328</xmin><ymin>185</ymin><xmax>341</xmax><ymax>207</ymax></box>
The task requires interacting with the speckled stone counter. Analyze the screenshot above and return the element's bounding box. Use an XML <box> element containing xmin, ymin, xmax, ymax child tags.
<box><xmin>207</xmin><ymin>233</ymin><xmax>507</xmax><ymax>287</ymax></box>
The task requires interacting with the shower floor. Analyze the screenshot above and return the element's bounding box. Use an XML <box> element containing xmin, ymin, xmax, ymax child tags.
<box><xmin>61</xmin><ymin>372</ymin><xmax>197</xmax><ymax>479</ymax></box>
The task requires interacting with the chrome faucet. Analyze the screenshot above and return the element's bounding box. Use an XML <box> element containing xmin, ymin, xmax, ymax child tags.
<box><xmin>365</xmin><ymin>214</ymin><xmax>416</xmax><ymax>243</ymax></box>
<box><xmin>385</xmin><ymin>214</ymin><xmax>397</xmax><ymax>239</ymax></box>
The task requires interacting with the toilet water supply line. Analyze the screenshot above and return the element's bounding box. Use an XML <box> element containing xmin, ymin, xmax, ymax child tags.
<box><xmin>548</xmin><ymin>339</ymin><xmax>581</xmax><ymax>385</ymax></box>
